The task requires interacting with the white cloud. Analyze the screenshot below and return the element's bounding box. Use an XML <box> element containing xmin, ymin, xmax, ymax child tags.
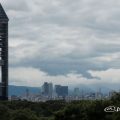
<box><xmin>92</xmin><ymin>52</ymin><xmax>120</xmax><ymax>62</ymax></box>
<box><xmin>89</xmin><ymin>69</ymin><xmax>120</xmax><ymax>84</ymax></box>
<box><xmin>0</xmin><ymin>0</ymin><xmax>120</xmax><ymax>87</ymax></box>
<box><xmin>10</xmin><ymin>67</ymin><xmax>120</xmax><ymax>89</ymax></box>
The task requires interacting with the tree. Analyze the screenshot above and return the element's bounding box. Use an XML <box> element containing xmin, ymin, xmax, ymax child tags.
<box><xmin>0</xmin><ymin>104</ymin><xmax>10</xmax><ymax>120</ymax></box>
<box><xmin>10</xmin><ymin>109</ymin><xmax>39</xmax><ymax>120</ymax></box>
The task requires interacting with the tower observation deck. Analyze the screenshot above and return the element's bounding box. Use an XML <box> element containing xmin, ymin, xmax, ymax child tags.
<box><xmin>0</xmin><ymin>4</ymin><xmax>9</xmax><ymax>100</ymax></box>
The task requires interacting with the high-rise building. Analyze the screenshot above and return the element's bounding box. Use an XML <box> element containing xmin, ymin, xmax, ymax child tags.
<box><xmin>48</xmin><ymin>83</ymin><xmax>53</xmax><ymax>98</ymax></box>
<box><xmin>26</xmin><ymin>89</ymin><xmax>30</xmax><ymax>98</ymax></box>
<box><xmin>0</xmin><ymin>4</ymin><xmax>9</xmax><ymax>100</ymax></box>
<box><xmin>42</xmin><ymin>82</ymin><xmax>49</xmax><ymax>96</ymax></box>
<box><xmin>54</xmin><ymin>85</ymin><xmax>61</xmax><ymax>97</ymax></box>
<box><xmin>55</xmin><ymin>85</ymin><xmax>68</xmax><ymax>97</ymax></box>
<box><xmin>96</xmin><ymin>88</ymin><xmax>102</xmax><ymax>99</ymax></box>
<box><xmin>62</xmin><ymin>86</ymin><xmax>68</xmax><ymax>97</ymax></box>
<box><xmin>42</xmin><ymin>82</ymin><xmax>53</xmax><ymax>97</ymax></box>
<box><xmin>0</xmin><ymin>83</ymin><xmax>2</xmax><ymax>96</ymax></box>
<box><xmin>74</xmin><ymin>88</ymin><xmax>80</xmax><ymax>96</ymax></box>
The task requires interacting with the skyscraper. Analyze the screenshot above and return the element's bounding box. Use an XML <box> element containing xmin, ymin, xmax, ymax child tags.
<box><xmin>74</xmin><ymin>88</ymin><xmax>80</xmax><ymax>96</ymax></box>
<box><xmin>48</xmin><ymin>83</ymin><xmax>53</xmax><ymax>98</ymax></box>
<box><xmin>42</xmin><ymin>82</ymin><xmax>49</xmax><ymax>96</ymax></box>
<box><xmin>0</xmin><ymin>4</ymin><xmax>9</xmax><ymax>100</ymax></box>
<box><xmin>0</xmin><ymin>83</ymin><xmax>2</xmax><ymax>96</ymax></box>
<box><xmin>55</xmin><ymin>85</ymin><xmax>68</xmax><ymax>97</ymax></box>
<box><xmin>42</xmin><ymin>82</ymin><xmax>53</xmax><ymax>97</ymax></box>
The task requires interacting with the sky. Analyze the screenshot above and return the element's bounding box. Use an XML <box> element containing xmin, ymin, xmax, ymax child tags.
<box><xmin>0</xmin><ymin>0</ymin><xmax>120</xmax><ymax>90</ymax></box>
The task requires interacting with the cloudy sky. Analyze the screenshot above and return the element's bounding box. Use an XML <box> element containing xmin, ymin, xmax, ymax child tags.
<box><xmin>1</xmin><ymin>0</ymin><xmax>120</xmax><ymax>90</ymax></box>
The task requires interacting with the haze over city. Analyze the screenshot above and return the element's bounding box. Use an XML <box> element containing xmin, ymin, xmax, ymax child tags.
<box><xmin>1</xmin><ymin>0</ymin><xmax>120</xmax><ymax>90</ymax></box>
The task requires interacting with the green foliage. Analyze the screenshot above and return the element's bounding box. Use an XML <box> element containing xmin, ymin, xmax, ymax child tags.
<box><xmin>0</xmin><ymin>92</ymin><xmax>120</xmax><ymax>120</ymax></box>
<box><xmin>0</xmin><ymin>104</ymin><xmax>10</xmax><ymax>120</ymax></box>
<box><xmin>111</xmin><ymin>92</ymin><xmax>120</xmax><ymax>105</ymax></box>
<box><xmin>112</xmin><ymin>112</ymin><xmax>120</xmax><ymax>120</ymax></box>
<box><xmin>55</xmin><ymin>104</ymin><xmax>88</xmax><ymax>120</ymax></box>
<box><xmin>10</xmin><ymin>109</ymin><xmax>38</xmax><ymax>120</ymax></box>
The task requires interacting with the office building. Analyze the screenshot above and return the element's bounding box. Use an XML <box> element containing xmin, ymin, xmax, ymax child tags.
<box><xmin>55</xmin><ymin>85</ymin><xmax>68</xmax><ymax>97</ymax></box>
<box><xmin>48</xmin><ymin>83</ymin><xmax>53</xmax><ymax>98</ymax></box>
<box><xmin>42</xmin><ymin>82</ymin><xmax>53</xmax><ymax>97</ymax></box>
<box><xmin>74</xmin><ymin>88</ymin><xmax>80</xmax><ymax>96</ymax></box>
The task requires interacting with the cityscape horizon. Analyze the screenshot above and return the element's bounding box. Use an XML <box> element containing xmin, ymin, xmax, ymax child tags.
<box><xmin>9</xmin><ymin>81</ymin><xmax>120</xmax><ymax>101</ymax></box>
<box><xmin>0</xmin><ymin>0</ymin><xmax>119</xmax><ymax>92</ymax></box>
<box><xmin>0</xmin><ymin>1</ymin><xmax>120</xmax><ymax>120</ymax></box>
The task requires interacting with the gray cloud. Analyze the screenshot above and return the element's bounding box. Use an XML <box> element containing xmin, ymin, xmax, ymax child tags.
<box><xmin>0</xmin><ymin>0</ymin><xmax>120</xmax><ymax>87</ymax></box>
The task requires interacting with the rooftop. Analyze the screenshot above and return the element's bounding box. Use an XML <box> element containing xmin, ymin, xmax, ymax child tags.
<box><xmin>0</xmin><ymin>3</ymin><xmax>9</xmax><ymax>21</ymax></box>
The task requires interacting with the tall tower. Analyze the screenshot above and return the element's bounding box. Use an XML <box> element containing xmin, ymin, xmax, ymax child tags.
<box><xmin>0</xmin><ymin>4</ymin><xmax>9</xmax><ymax>100</ymax></box>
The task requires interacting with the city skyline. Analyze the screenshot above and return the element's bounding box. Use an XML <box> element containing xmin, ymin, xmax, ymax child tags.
<box><xmin>10</xmin><ymin>81</ymin><xmax>119</xmax><ymax>101</ymax></box>
<box><xmin>0</xmin><ymin>0</ymin><xmax>120</xmax><ymax>90</ymax></box>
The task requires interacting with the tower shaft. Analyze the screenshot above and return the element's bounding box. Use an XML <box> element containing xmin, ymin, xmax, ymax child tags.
<box><xmin>0</xmin><ymin>4</ymin><xmax>9</xmax><ymax>100</ymax></box>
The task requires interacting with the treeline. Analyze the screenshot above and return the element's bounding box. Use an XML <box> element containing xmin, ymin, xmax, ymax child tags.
<box><xmin>0</xmin><ymin>92</ymin><xmax>120</xmax><ymax>120</ymax></box>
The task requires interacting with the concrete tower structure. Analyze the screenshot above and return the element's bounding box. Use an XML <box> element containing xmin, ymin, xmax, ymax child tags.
<box><xmin>0</xmin><ymin>4</ymin><xmax>9</xmax><ymax>100</ymax></box>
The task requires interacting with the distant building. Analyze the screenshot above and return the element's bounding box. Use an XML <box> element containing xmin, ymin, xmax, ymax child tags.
<box><xmin>42</xmin><ymin>82</ymin><xmax>49</xmax><ymax>96</ymax></box>
<box><xmin>95</xmin><ymin>88</ymin><xmax>103</xmax><ymax>99</ymax></box>
<box><xmin>42</xmin><ymin>82</ymin><xmax>53</xmax><ymax>97</ymax></box>
<box><xmin>74</xmin><ymin>88</ymin><xmax>80</xmax><ymax>96</ymax></box>
<box><xmin>10</xmin><ymin>95</ymin><xmax>20</xmax><ymax>101</ymax></box>
<box><xmin>48</xmin><ymin>83</ymin><xmax>53</xmax><ymax>98</ymax></box>
<box><xmin>26</xmin><ymin>89</ymin><xmax>30</xmax><ymax>98</ymax></box>
<box><xmin>55</xmin><ymin>85</ymin><xmax>68</xmax><ymax>97</ymax></box>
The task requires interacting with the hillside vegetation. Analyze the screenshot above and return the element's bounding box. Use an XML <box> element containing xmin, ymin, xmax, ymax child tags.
<box><xmin>0</xmin><ymin>92</ymin><xmax>120</xmax><ymax>120</ymax></box>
